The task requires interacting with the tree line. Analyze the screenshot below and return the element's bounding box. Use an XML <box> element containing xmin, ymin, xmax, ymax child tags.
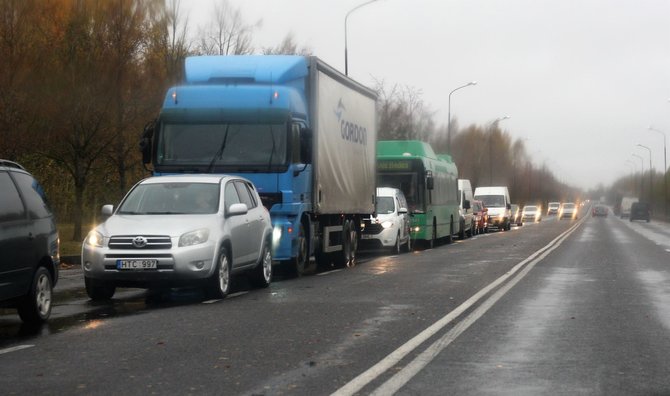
<box><xmin>0</xmin><ymin>0</ymin><xmax>578</xmax><ymax>242</ymax></box>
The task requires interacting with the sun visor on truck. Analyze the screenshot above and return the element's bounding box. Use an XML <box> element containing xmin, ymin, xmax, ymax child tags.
<box><xmin>159</xmin><ymin>107</ymin><xmax>291</xmax><ymax>124</ymax></box>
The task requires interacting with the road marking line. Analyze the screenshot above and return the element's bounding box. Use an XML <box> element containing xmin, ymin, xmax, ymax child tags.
<box><xmin>202</xmin><ymin>299</ymin><xmax>221</xmax><ymax>304</ymax></box>
<box><xmin>228</xmin><ymin>291</ymin><xmax>248</xmax><ymax>298</ymax></box>
<box><xmin>317</xmin><ymin>269</ymin><xmax>343</xmax><ymax>276</ymax></box>
<box><xmin>332</xmin><ymin>219</ymin><xmax>584</xmax><ymax>396</ymax></box>
<box><xmin>0</xmin><ymin>345</ymin><xmax>34</xmax><ymax>355</ymax></box>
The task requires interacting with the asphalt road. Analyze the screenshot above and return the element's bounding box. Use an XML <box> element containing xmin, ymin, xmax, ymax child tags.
<box><xmin>2</xmin><ymin>209</ymin><xmax>670</xmax><ymax>395</ymax></box>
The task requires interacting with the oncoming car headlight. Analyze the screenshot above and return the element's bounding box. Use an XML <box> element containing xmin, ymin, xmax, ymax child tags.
<box><xmin>85</xmin><ymin>231</ymin><xmax>103</xmax><ymax>247</ymax></box>
<box><xmin>381</xmin><ymin>221</ymin><xmax>394</xmax><ymax>229</ymax></box>
<box><xmin>179</xmin><ymin>229</ymin><xmax>209</xmax><ymax>247</ymax></box>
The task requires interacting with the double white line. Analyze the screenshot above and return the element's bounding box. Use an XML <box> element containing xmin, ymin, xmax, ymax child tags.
<box><xmin>333</xmin><ymin>219</ymin><xmax>585</xmax><ymax>395</ymax></box>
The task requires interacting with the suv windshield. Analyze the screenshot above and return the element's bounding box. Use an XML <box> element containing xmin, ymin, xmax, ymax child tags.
<box><xmin>118</xmin><ymin>182</ymin><xmax>220</xmax><ymax>215</ymax></box>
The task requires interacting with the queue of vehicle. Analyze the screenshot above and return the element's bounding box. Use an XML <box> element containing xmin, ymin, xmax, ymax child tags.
<box><xmin>0</xmin><ymin>55</ymin><xmax>593</xmax><ymax>323</ymax></box>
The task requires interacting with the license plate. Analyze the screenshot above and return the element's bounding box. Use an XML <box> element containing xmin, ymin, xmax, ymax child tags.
<box><xmin>117</xmin><ymin>259</ymin><xmax>158</xmax><ymax>270</ymax></box>
<box><xmin>361</xmin><ymin>234</ymin><xmax>374</xmax><ymax>239</ymax></box>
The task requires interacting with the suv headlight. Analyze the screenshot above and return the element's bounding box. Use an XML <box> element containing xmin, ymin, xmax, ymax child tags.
<box><xmin>179</xmin><ymin>229</ymin><xmax>209</xmax><ymax>247</ymax></box>
<box><xmin>85</xmin><ymin>231</ymin><xmax>103</xmax><ymax>247</ymax></box>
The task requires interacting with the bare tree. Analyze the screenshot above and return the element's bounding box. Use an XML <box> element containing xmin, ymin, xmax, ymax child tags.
<box><xmin>262</xmin><ymin>32</ymin><xmax>311</xmax><ymax>55</ymax></box>
<box><xmin>195</xmin><ymin>0</ymin><xmax>257</xmax><ymax>55</ymax></box>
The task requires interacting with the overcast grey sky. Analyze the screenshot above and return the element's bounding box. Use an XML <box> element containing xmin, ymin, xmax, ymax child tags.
<box><xmin>186</xmin><ymin>0</ymin><xmax>670</xmax><ymax>190</ymax></box>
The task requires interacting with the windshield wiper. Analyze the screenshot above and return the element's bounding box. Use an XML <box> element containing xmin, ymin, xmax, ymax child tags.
<box><xmin>267</xmin><ymin>125</ymin><xmax>277</xmax><ymax>171</ymax></box>
<box><xmin>207</xmin><ymin>124</ymin><xmax>231</xmax><ymax>173</ymax></box>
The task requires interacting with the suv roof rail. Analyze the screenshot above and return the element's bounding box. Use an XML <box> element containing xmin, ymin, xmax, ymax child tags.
<box><xmin>0</xmin><ymin>159</ymin><xmax>26</xmax><ymax>170</ymax></box>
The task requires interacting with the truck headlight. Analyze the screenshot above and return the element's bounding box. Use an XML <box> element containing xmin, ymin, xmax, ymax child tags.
<box><xmin>381</xmin><ymin>221</ymin><xmax>394</xmax><ymax>229</ymax></box>
<box><xmin>179</xmin><ymin>229</ymin><xmax>209</xmax><ymax>247</ymax></box>
<box><xmin>272</xmin><ymin>226</ymin><xmax>282</xmax><ymax>246</ymax></box>
<box><xmin>85</xmin><ymin>231</ymin><xmax>103</xmax><ymax>247</ymax></box>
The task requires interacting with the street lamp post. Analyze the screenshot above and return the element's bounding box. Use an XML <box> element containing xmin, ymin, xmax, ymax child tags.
<box><xmin>344</xmin><ymin>0</ymin><xmax>379</xmax><ymax>76</ymax></box>
<box><xmin>489</xmin><ymin>116</ymin><xmax>510</xmax><ymax>184</ymax></box>
<box><xmin>636</xmin><ymin>144</ymin><xmax>653</xmax><ymax>205</ymax></box>
<box><xmin>447</xmin><ymin>81</ymin><xmax>477</xmax><ymax>154</ymax></box>
<box><xmin>649</xmin><ymin>126</ymin><xmax>667</xmax><ymax>220</ymax></box>
<box><xmin>632</xmin><ymin>153</ymin><xmax>645</xmax><ymax>200</ymax></box>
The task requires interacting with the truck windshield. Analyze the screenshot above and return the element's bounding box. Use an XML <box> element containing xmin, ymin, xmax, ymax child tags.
<box><xmin>156</xmin><ymin>123</ymin><xmax>288</xmax><ymax>170</ymax></box>
<box><xmin>477</xmin><ymin>195</ymin><xmax>505</xmax><ymax>207</ymax></box>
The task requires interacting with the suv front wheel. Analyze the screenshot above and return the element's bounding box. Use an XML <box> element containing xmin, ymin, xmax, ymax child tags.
<box><xmin>85</xmin><ymin>277</ymin><xmax>116</xmax><ymax>301</ymax></box>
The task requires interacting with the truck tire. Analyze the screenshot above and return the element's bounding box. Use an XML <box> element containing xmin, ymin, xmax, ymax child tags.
<box><xmin>285</xmin><ymin>223</ymin><xmax>308</xmax><ymax>277</ymax></box>
<box><xmin>429</xmin><ymin>221</ymin><xmax>436</xmax><ymax>249</ymax></box>
<box><xmin>458</xmin><ymin>219</ymin><xmax>465</xmax><ymax>240</ymax></box>
<box><xmin>446</xmin><ymin>218</ymin><xmax>454</xmax><ymax>244</ymax></box>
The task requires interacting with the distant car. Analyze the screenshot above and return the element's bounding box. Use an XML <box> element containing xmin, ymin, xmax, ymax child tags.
<box><xmin>547</xmin><ymin>202</ymin><xmax>560</xmax><ymax>216</ymax></box>
<box><xmin>592</xmin><ymin>205</ymin><xmax>608</xmax><ymax>217</ymax></box>
<box><xmin>511</xmin><ymin>204</ymin><xmax>522</xmax><ymax>226</ymax></box>
<box><xmin>629</xmin><ymin>202</ymin><xmax>650</xmax><ymax>222</ymax></box>
<box><xmin>558</xmin><ymin>202</ymin><xmax>578</xmax><ymax>220</ymax></box>
<box><xmin>361</xmin><ymin>187</ymin><xmax>412</xmax><ymax>253</ymax></box>
<box><xmin>82</xmin><ymin>174</ymin><xmax>272</xmax><ymax>301</ymax></box>
<box><xmin>0</xmin><ymin>160</ymin><xmax>59</xmax><ymax>324</ymax></box>
<box><xmin>521</xmin><ymin>205</ymin><xmax>542</xmax><ymax>222</ymax></box>
<box><xmin>472</xmin><ymin>200</ymin><xmax>489</xmax><ymax>235</ymax></box>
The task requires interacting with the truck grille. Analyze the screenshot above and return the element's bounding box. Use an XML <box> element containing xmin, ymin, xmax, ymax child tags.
<box><xmin>108</xmin><ymin>235</ymin><xmax>172</xmax><ymax>250</ymax></box>
<box><xmin>259</xmin><ymin>193</ymin><xmax>282</xmax><ymax>211</ymax></box>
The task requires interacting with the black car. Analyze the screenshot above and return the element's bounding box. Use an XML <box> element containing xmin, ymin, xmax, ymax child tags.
<box><xmin>630</xmin><ymin>202</ymin><xmax>650</xmax><ymax>222</ymax></box>
<box><xmin>0</xmin><ymin>160</ymin><xmax>59</xmax><ymax>323</ymax></box>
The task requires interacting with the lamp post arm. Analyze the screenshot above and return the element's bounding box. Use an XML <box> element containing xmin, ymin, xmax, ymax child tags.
<box><xmin>344</xmin><ymin>0</ymin><xmax>379</xmax><ymax>76</ymax></box>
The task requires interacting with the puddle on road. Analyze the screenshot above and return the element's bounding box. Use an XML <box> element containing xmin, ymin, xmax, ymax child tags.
<box><xmin>0</xmin><ymin>287</ymin><xmax>213</xmax><ymax>348</ymax></box>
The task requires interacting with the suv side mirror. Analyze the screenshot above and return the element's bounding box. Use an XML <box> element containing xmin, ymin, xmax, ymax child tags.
<box><xmin>101</xmin><ymin>205</ymin><xmax>114</xmax><ymax>216</ymax></box>
<box><xmin>398</xmin><ymin>207</ymin><xmax>408</xmax><ymax>214</ymax></box>
<box><xmin>227</xmin><ymin>203</ymin><xmax>248</xmax><ymax>217</ymax></box>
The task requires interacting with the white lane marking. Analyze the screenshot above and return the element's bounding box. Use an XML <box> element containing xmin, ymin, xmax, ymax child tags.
<box><xmin>0</xmin><ymin>345</ymin><xmax>34</xmax><ymax>355</ymax></box>
<box><xmin>332</xmin><ymin>218</ymin><xmax>585</xmax><ymax>396</ymax></box>
<box><xmin>317</xmin><ymin>269</ymin><xmax>343</xmax><ymax>276</ymax></box>
<box><xmin>202</xmin><ymin>291</ymin><xmax>248</xmax><ymax>304</ymax></box>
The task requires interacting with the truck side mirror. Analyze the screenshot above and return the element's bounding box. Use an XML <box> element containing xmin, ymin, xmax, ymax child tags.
<box><xmin>506</xmin><ymin>203</ymin><xmax>511</xmax><ymax>210</ymax></box>
<box><xmin>464</xmin><ymin>199</ymin><xmax>471</xmax><ymax>210</ymax></box>
<box><xmin>426</xmin><ymin>170</ymin><xmax>434</xmax><ymax>190</ymax></box>
<box><xmin>140</xmin><ymin>120</ymin><xmax>156</xmax><ymax>164</ymax></box>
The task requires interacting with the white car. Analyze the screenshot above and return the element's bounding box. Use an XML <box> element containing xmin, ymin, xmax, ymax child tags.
<box><xmin>558</xmin><ymin>202</ymin><xmax>578</xmax><ymax>220</ymax></box>
<box><xmin>521</xmin><ymin>205</ymin><xmax>542</xmax><ymax>222</ymax></box>
<box><xmin>360</xmin><ymin>187</ymin><xmax>412</xmax><ymax>254</ymax></box>
<box><xmin>82</xmin><ymin>174</ymin><xmax>272</xmax><ymax>300</ymax></box>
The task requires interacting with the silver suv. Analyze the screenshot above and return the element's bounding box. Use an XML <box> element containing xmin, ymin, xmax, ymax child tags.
<box><xmin>82</xmin><ymin>174</ymin><xmax>272</xmax><ymax>300</ymax></box>
<box><xmin>0</xmin><ymin>160</ymin><xmax>59</xmax><ymax>323</ymax></box>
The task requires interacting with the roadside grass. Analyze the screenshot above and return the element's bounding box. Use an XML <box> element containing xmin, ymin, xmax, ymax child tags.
<box><xmin>58</xmin><ymin>223</ymin><xmax>94</xmax><ymax>257</ymax></box>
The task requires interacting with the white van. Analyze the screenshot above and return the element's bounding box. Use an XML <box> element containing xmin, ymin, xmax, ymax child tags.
<box><xmin>474</xmin><ymin>186</ymin><xmax>512</xmax><ymax>231</ymax></box>
<box><xmin>620</xmin><ymin>196</ymin><xmax>638</xmax><ymax>218</ymax></box>
<box><xmin>360</xmin><ymin>187</ymin><xmax>412</xmax><ymax>253</ymax></box>
<box><xmin>457</xmin><ymin>179</ymin><xmax>474</xmax><ymax>239</ymax></box>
